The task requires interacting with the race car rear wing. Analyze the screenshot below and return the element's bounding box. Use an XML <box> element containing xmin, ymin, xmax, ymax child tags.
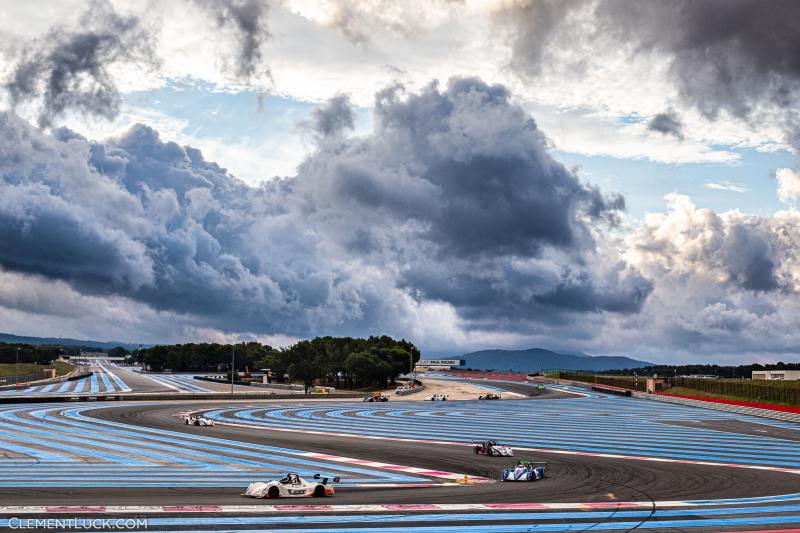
<box><xmin>313</xmin><ymin>474</ymin><xmax>341</xmax><ymax>484</ymax></box>
<box><xmin>517</xmin><ymin>460</ymin><xmax>547</xmax><ymax>466</ymax></box>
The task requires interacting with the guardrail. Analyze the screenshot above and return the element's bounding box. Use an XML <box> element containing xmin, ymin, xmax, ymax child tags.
<box><xmin>194</xmin><ymin>375</ymin><xmax>305</xmax><ymax>391</ymax></box>
<box><xmin>0</xmin><ymin>390</ymin><xmax>363</xmax><ymax>404</ymax></box>
<box><xmin>591</xmin><ymin>384</ymin><xmax>632</xmax><ymax>397</ymax></box>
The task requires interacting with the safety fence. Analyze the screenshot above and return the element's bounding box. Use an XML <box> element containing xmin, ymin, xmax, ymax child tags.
<box><xmin>669</xmin><ymin>376</ymin><xmax>800</xmax><ymax>406</ymax></box>
<box><xmin>556</xmin><ymin>371</ymin><xmax>800</xmax><ymax>406</ymax></box>
<box><xmin>0</xmin><ymin>369</ymin><xmax>50</xmax><ymax>387</ymax></box>
<box><xmin>556</xmin><ymin>371</ymin><xmax>648</xmax><ymax>392</ymax></box>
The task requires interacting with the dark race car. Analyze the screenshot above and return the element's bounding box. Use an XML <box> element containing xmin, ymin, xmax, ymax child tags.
<box><xmin>363</xmin><ymin>393</ymin><xmax>389</xmax><ymax>402</ymax></box>
<box><xmin>183</xmin><ymin>414</ymin><xmax>214</xmax><ymax>426</ymax></box>
<box><xmin>478</xmin><ymin>393</ymin><xmax>501</xmax><ymax>400</ymax></box>
<box><xmin>473</xmin><ymin>440</ymin><xmax>514</xmax><ymax>456</ymax></box>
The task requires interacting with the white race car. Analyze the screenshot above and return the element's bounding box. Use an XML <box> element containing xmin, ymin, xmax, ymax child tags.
<box><xmin>502</xmin><ymin>460</ymin><xmax>546</xmax><ymax>481</ymax></box>
<box><xmin>424</xmin><ymin>393</ymin><xmax>448</xmax><ymax>401</ymax></box>
<box><xmin>184</xmin><ymin>414</ymin><xmax>214</xmax><ymax>426</ymax></box>
<box><xmin>244</xmin><ymin>473</ymin><xmax>340</xmax><ymax>498</ymax></box>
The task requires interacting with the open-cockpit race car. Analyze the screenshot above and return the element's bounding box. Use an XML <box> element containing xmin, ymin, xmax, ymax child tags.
<box><xmin>473</xmin><ymin>440</ymin><xmax>514</xmax><ymax>456</ymax></box>
<box><xmin>502</xmin><ymin>460</ymin><xmax>546</xmax><ymax>481</ymax></box>
<box><xmin>363</xmin><ymin>393</ymin><xmax>389</xmax><ymax>402</ymax></box>
<box><xmin>244</xmin><ymin>473</ymin><xmax>340</xmax><ymax>498</ymax></box>
<box><xmin>424</xmin><ymin>393</ymin><xmax>448</xmax><ymax>401</ymax></box>
<box><xmin>183</xmin><ymin>414</ymin><xmax>214</xmax><ymax>426</ymax></box>
<box><xmin>478</xmin><ymin>393</ymin><xmax>501</xmax><ymax>400</ymax></box>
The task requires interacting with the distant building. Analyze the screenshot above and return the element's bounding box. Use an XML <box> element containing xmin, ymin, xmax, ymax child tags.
<box><xmin>68</xmin><ymin>352</ymin><xmax>126</xmax><ymax>363</ymax></box>
<box><xmin>752</xmin><ymin>370</ymin><xmax>800</xmax><ymax>381</ymax></box>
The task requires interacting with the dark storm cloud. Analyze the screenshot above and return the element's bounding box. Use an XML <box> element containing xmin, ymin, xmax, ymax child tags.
<box><xmin>302</xmin><ymin>95</ymin><xmax>355</xmax><ymax>139</ymax></box>
<box><xmin>296</xmin><ymin>78</ymin><xmax>648</xmax><ymax>321</ymax></box>
<box><xmin>494</xmin><ymin>0</ymin><xmax>587</xmax><ymax>77</ymax></box>
<box><xmin>499</xmin><ymin>0</ymin><xmax>800</xmax><ymax>150</ymax></box>
<box><xmin>593</xmin><ymin>0</ymin><xmax>800</xmax><ymax>121</ymax></box>
<box><xmin>195</xmin><ymin>0</ymin><xmax>270</xmax><ymax>80</ymax></box>
<box><xmin>0</xmin><ymin>77</ymin><xmax>647</xmax><ymax>339</ymax></box>
<box><xmin>4</xmin><ymin>0</ymin><xmax>158</xmax><ymax>129</ymax></box>
<box><xmin>720</xmin><ymin>224</ymin><xmax>779</xmax><ymax>292</ymax></box>
<box><xmin>534</xmin><ymin>268</ymin><xmax>652</xmax><ymax>313</ymax></box>
<box><xmin>363</xmin><ymin>78</ymin><xmax>623</xmax><ymax>256</ymax></box>
<box><xmin>648</xmin><ymin>111</ymin><xmax>684</xmax><ymax>140</ymax></box>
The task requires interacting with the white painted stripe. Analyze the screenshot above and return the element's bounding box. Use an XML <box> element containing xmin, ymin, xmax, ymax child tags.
<box><xmin>141</xmin><ymin>374</ymin><xmax>184</xmax><ymax>392</ymax></box>
<box><xmin>300</xmin><ymin>452</ymin><xmax>492</xmax><ymax>483</ymax></box>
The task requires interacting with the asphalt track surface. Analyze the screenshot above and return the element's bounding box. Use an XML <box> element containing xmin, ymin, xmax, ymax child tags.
<box><xmin>4</xmin><ymin>388</ymin><xmax>800</xmax><ymax>531</ymax></box>
<box><xmin>88</xmin><ymin>401</ymin><xmax>799</xmax><ymax>504</ymax></box>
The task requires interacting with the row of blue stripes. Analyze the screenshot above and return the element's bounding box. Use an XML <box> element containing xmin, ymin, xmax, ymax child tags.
<box><xmin>0</xmin><ymin>363</ymin><xmax>130</xmax><ymax>396</ymax></box>
<box><xmin>204</xmin><ymin>394</ymin><xmax>800</xmax><ymax>468</ymax></box>
<box><xmin>0</xmin><ymin>403</ymin><xmax>426</xmax><ymax>485</ymax></box>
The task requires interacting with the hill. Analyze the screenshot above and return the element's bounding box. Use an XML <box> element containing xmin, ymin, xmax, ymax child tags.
<box><xmin>458</xmin><ymin>347</ymin><xmax>653</xmax><ymax>372</ymax></box>
<box><xmin>0</xmin><ymin>332</ymin><xmax>143</xmax><ymax>351</ymax></box>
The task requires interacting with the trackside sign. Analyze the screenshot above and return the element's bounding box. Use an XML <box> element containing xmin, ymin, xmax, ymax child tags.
<box><xmin>417</xmin><ymin>360</ymin><xmax>465</xmax><ymax>367</ymax></box>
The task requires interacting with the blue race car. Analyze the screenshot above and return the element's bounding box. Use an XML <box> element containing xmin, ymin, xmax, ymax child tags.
<box><xmin>502</xmin><ymin>460</ymin><xmax>546</xmax><ymax>481</ymax></box>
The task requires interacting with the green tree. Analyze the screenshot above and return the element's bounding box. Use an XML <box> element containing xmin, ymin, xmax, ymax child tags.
<box><xmin>287</xmin><ymin>340</ymin><xmax>327</xmax><ymax>393</ymax></box>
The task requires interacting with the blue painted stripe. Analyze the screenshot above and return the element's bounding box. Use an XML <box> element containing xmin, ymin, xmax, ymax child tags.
<box><xmin>88</xmin><ymin>372</ymin><xmax>99</xmax><ymax>393</ymax></box>
<box><xmin>98</xmin><ymin>370</ymin><xmax>114</xmax><ymax>392</ymax></box>
<box><xmin>71</xmin><ymin>378</ymin><xmax>85</xmax><ymax>393</ymax></box>
<box><xmin>23</xmin><ymin>503</ymin><xmax>800</xmax><ymax>527</ymax></box>
<box><xmin>103</xmin><ymin>365</ymin><xmax>130</xmax><ymax>392</ymax></box>
<box><xmin>54</xmin><ymin>513</ymin><xmax>800</xmax><ymax>532</ymax></box>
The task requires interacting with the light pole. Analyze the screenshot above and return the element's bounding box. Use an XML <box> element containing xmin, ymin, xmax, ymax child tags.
<box><xmin>15</xmin><ymin>347</ymin><xmax>20</xmax><ymax>389</ymax></box>
<box><xmin>230</xmin><ymin>344</ymin><xmax>235</xmax><ymax>394</ymax></box>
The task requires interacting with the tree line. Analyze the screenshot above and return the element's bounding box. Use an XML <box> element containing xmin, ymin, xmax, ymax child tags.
<box><xmin>0</xmin><ymin>342</ymin><xmax>70</xmax><ymax>365</ymax></box>
<box><xmin>136</xmin><ymin>336</ymin><xmax>420</xmax><ymax>392</ymax></box>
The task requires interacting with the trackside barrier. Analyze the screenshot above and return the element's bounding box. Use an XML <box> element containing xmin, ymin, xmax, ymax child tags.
<box><xmin>194</xmin><ymin>375</ymin><xmax>306</xmax><ymax>391</ymax></box>
<box><xmin>395</xmin><ymin>383</ymin><xmax>425</xmax><ymax>396</ymax></box>
<box><xmin>592</xmin><ymin>385</ymin><xmax>631</xmax><ymax>397</ymax></box>
<box><xmin>634</xmin><ymin>391</ymin><xmax>800</xmax><ymax>423</ymax></box>
<box><xmin>0</xmin><ymin>391</ymin><xmax>363</xmax><ymax>405</ymax></box>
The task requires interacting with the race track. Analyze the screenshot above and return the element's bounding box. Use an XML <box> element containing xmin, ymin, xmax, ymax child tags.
<box><xmin>3</xmin><ymin>387</ymin><xmax>800</xmax><ymax>531</ymax></box>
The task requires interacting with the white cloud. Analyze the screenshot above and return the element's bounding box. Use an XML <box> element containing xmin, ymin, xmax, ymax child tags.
<box><xmin>704</xmin><ymin>181</ymin><xmax>747</xmax><ymax>193</ymax></box>
<box><xmin>528</xmin><ymin>105</ymin><xmax>740</xmax><ymax>165</ymax></box>
<box><xmin>776</xmin><ymin>168</ymin><xmax>800</xmax><ymax>204</ymax></box>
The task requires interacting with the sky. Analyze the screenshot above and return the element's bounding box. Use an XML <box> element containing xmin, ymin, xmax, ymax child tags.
<box><xmin>0</xmin><ymin>0</ymin><xmax>799</xmax><ymax>364</ymax></box>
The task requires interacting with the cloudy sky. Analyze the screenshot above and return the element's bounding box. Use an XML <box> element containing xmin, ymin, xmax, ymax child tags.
<box><xmin>0</xmin><ymin>0</ymin><xmax>799</xmax><ymax>363</ymax></box>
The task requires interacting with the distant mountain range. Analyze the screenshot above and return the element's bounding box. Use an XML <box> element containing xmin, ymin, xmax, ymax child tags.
<box><xmin>0</xmin><ymin>332</ymin><xmax>144</xmax><ymax>351</ymax></box>
<box><xmin>458</xmin><ymin>347</ymin><xmax>653</xmax><ymax>372</ymax></box>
